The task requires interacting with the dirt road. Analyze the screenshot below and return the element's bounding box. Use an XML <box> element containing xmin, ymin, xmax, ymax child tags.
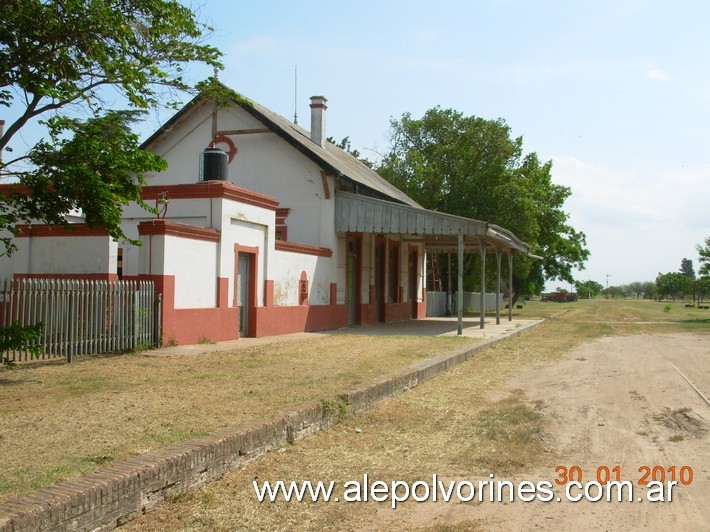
<box><xmin>124</xmin><ymin>322</ymin><xmax>709</xmax><ymax>531</ymax></box>
<box><xmin>379</xmin><ymin>333</ymin><xmax>710</xmax><ymax>530</ymax></box>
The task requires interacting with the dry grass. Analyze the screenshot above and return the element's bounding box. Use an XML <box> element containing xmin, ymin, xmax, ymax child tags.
<box><xmin>123</xmin><ymin>319</ymin><xmax>594</xmax><ymax>531</ymax></box>
<box><xmin>518</xmin><ymin>297</ymin><xmax>710</xmax><ymax>324</ymax></box>
<box><xmin>124</xmin><ymin>299</ymin><xmax>710</xmax><ymax>531</ymax></box>
<box><xmin>0</xmin><ymin>333</ymin><xmax>473</xmax><ymax>502</ymax></box>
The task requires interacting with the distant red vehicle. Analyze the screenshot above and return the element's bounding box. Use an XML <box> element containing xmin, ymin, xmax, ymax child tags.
<box><xmin>541</xmin><ymin>291</ymin><xmax>578</xmax><ymax>302</ymax></box>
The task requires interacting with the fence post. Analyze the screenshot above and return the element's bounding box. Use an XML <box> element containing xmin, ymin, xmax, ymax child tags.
<box><xmin>155</xmin><ymin>292</ymin><xmax>162</xmax><ymax>348</ymax></box>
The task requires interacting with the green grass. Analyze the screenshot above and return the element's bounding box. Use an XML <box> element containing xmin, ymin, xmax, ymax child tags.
<box><xmin>517</xmin><ymin>297</ymin><xmax>710</xmax><ymax>326</ymax></box>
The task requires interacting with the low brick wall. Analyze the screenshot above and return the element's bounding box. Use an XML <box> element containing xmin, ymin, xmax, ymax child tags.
<box><xmin>0</xmin><ymin>321</ymin><xmax>540</xmax><ymax>531</ymax></box>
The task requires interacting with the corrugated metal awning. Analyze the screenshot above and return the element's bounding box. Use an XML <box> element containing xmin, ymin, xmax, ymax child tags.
<box><xmin>334</xmin><ymin>191</ymin><xmax>530</xmax><ymax>253</ymax></box>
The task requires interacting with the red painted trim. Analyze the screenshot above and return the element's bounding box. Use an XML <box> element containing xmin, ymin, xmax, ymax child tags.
<box><xmin>264</xmin><ymin>280</ymin><xmax>275</xmax><ymax>307</ymax></box>
<box><xmin>234</xmin><ymin>244</ymin><xmax>259</xmax><ymax>337</ymax></box>
<box><xmin>217</xmin><ymin>277</ymin><xmax>229</xmax><ymax>308</ymax></box>
<box><xmin>0</xmin><ymin>184</ymin><xmax>31</xmax><ymax>197</ymax></box>
<box><xmin>141</xmin><ymin>182</ymin><xmax>279</xmax><ymax>211</ymax></box>
<box><xmin>275</xmin><ymin>240</ymin><xmax>332</xmax><ymax>257</ymax></box>
<box><xmin>138</xmin><ymin>219</ymin><xmax>220</xmax><ymax>242</ymax></box>
<box><xmin>330</xmin><ymin>283</ymin><xmax>337</xmax><ymax>305</ymax></box>
<box><xmin>14</xmin><ymin>224</ymin><xmax>110</xmax><ymax>238</ymax></box>
<box><xmin>210</xmin><ymin>135</ymin><xmax>237</xmax><ymax>163</ymax></box>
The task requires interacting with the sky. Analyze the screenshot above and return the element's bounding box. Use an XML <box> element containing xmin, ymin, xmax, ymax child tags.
<box><xmin>5</xmin><ymin>0</ymin><xmax>710</xmax><ymax>288</ymax></box>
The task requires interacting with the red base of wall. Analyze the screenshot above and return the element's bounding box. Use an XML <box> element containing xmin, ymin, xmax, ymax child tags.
<box><xmin>357</xmin><ymin>300</ymin><xmax>426</xmax><ymax>326</ymax></box>
<box><xmin>359</xmin><ymin>303</ymin><xmax>377</xmax><ymax>325</ymax></box>
<box><xmin>163</xmin><ymin>307</ymin><xmax>239</xmax><ymax>346</ymax></box>
<box><xmin>384</xmin><ymin>302</ymin><xmax>411</xmax><ymax>323</ymax></box>
<box><xmin>255</xmin><ymin>304</ymin><xmax>349</xmax><ymax>337</ymax></box>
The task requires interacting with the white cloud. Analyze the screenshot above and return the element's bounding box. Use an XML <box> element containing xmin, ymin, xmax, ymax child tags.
<box><xmin>549</xmin><ymin>155</ymin><xmax>710</xmax><ymax>286</ymax></box>
<box><xmin>645</xmin><ymin>68</ymin><xmax>670</xmax><ymax>81</ymax></box>
<box><xmin>551</xmin><ymin>155</ymin><xmax>668</xmax><ymax>227</ymax></box>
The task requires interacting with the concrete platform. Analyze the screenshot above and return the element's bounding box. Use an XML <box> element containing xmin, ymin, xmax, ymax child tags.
<box><xmin>144</xmin><ymin>317</ymin><xmax>542</xmax><ymax>357</ymax></box>
<box><xmin>0</xmin><ymin>316</ymin><xmax>543</xmax><ymax>531</ymax></box>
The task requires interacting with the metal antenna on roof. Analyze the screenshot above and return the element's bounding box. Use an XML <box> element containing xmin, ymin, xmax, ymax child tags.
<box><xmin>293</xmin><ymin>65</ymin><xmax>298</xmax><ymax>125</ymax></box>
<box><xmin>211</xmin><ymin>66</ymin><xmax>219</xmax><ymax>141</ymax></box>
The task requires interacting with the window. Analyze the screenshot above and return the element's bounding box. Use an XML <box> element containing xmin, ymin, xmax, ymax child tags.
<box><xmin>299</xmin><ymin>272</ymin><xmax>309</xmax><ymax>305</ymax></box>
<box><xmin>276</xmin><ymin>208</ymin><xmax>290</xmax><ymax>241</ymax></box>
<box><xmin>117</xmin><ymin>248</ymin><xmax>123</xmax><ymax>279</ymax></box>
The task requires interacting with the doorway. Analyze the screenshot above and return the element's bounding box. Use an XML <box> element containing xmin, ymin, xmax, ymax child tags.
<box><xmin>346</xmin><ymin>236</ymin><xmax>360</xmax><ymax>326</ymax></box>
<box><xmin>409</xmin><ymin>250</ymin><xmax>418</xmax><ymax>319</ymax></box>
<box><xmin>375</xmin><ymin>241</ymin><xmax>386</xmax><ymax>322</ymax></box>
<box><xmin>236</xmin><ymin>253</ymin><xmax>252</xmax><ymax>337</ymax></box>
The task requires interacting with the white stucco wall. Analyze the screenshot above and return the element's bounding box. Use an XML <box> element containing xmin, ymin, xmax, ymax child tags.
<box><xmin>138</xmin><ymin>232</ymin><xmax>217</xmax><ymax>308</ymax></box>
<box><xmin>269</xmin><ymin>251</ymin><xmax>330</xmax><ymax>306</ymax></box>
<box><xmin>12</xmin><ymin>235</ymin><xmax>117</xmax><ymax>276</ymax></box>
<box><xmin>166</xmin><ymin>235</ymin><xmax>216</xmax><ymax>308</ymax></box>
<box><xmin>218</xmin><ymin>198</ymin><xmax>275</xmax><ymax>307</ymax></box>
<box><xmin>0</xmin><ymin>229</ymin><xmax>15</xmax><ymax>280</ymax></box>
<box><xmin>119</xmin><ymin>198</ymin><xmax>213</xmax><ymax>278</ymax></box>
<box><xmin>145</xmin><ymin>101</ymin><xmax>330</xmax><ymax>249</ymax></box>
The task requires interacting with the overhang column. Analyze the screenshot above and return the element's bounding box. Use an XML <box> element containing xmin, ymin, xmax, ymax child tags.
<box><xmin>480</xmin><ymin>239</ymin><xmax>486</xmax><ymax>329</ymax></box>
<box><xmin>508</xmin><ymin>251</ymin><xmax>514</xmax><ymax>321</ymax></box>
<box><xmin>496</xmin><ymin>248</ymin><xmax>502</xmax><ymax>325</ymax></box>
<box><xmin>457</xmin><ymin>231</ymin><xmax>464</xmax><ymax>336</ymax></box>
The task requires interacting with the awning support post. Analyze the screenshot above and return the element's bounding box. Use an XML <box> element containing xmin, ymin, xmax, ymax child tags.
<box><xmin>457</xmin><ymin>231</ymin><xmax>464</xmax><ymax>336</ymax></box>
<box><xmin>508</xmin><ymin>251</ymin><xmax>514</xmax><ymax>321</ymax></box>
<box><xmin>480</xmin><ymin>239</ymin><xmax>486</xmax><ymax>329</ymax></box>
<box><xmin>446</xmin><ymin>252</ymin><xmax>452</xmax><ymax>316</ymax></box>
<box><xmin>496</xmin><ymin>248</ymin><xmax>502</xmax><ymax>325</ymax></box>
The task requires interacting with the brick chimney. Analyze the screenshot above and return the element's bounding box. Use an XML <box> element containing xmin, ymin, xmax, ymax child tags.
<box><xmin>309</xmin><ymin>96</ymin><xmax>327</xmax><ymax>147</ymax></box>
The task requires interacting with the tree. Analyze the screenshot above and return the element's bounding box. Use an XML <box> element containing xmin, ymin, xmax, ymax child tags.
<box><xmin>0</xmin><ymin>0</ymin><xmax>223</xmax><ymax>357</ymax></box>
<box><xmin>680</xmin><ymin>258</ymin><xmax>695</xmax><ymax>279</ymax></box>
<box><xmin>603</xmin><ymin>286</ymin><xmax>624</xmax><ymax>300</ymax></box>
<box><xmin>378</xmin><ymin>107</ymin><xmax>589</xmax><ymax>297</ymax></box>
<box><xmin>624</xmin><ymin>281</ymin><xmax>646</xmax><ymax>299</ymax></box>
<box><xmin>698</xmin><ymin>236</ymin><xmax>710</xmax><ymax>276</ymax></box>
<box><xmin>697</xmin><ymin>276</ymin><xmax>710</xmax><ymax>304</ymax></box>
<box><xmin>575</xmin><ymin>279</ymin><xmax>603</xmax><ymax>299</ymax></box>
<box><xmin>642</xmin><ymin>281</ymin><xmax>658</xmax><ymax>300</ymax></box>
<box><xmin>0</xmin><ymin>0</ymin><xmax>224</xmax><ymax>254</ymax></box>
<box><xmin>327</xmin><ymin>136</ymin><xmax>374</xmax><ymax>168</ymax></box>
<box><xmin>655</xmin><ymin>272</ymin><xmax>693</xmax><ymax>300</ymax></box>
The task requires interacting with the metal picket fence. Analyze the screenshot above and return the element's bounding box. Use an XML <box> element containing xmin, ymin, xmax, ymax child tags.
<box><xmin>0</xmin><ymin>278</ymin><xmax>161</xmax><ymax>363</ymax></box>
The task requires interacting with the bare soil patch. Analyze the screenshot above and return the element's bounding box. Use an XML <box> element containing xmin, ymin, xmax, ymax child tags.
<box><xmin>456</xmin><ymin>332</ymin><xmax>710</xmax><ymax>530</ymax></box>
<box><xmin>124</xmin><ymin>307</ymin><xmax>709</xmax><ymax>531</ymax></box>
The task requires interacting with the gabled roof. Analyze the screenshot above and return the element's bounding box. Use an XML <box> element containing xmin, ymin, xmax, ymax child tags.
<box><xmin>141</xmin><ymin>86</ymin><xmax>421</xmax><ymax>208</ymax></box>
